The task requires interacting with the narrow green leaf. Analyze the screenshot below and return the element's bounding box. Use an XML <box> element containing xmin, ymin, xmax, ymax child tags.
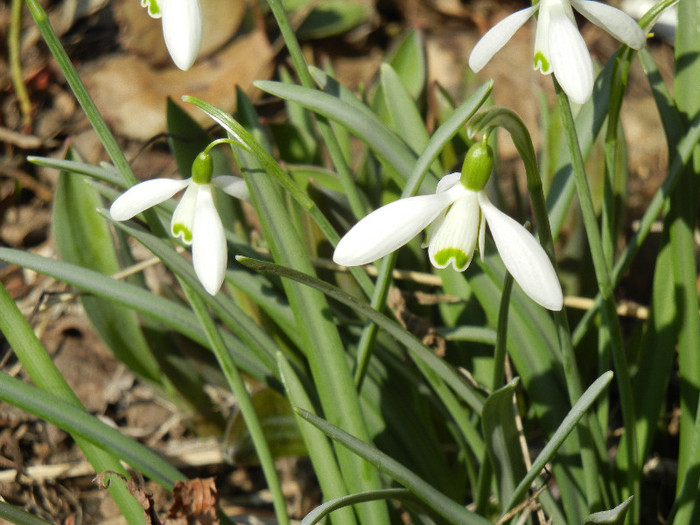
<box><xmin>379</xmin><ymin>63</ymin><xmax>431</xmax><ymax>157</ymax></box>
<box><xmin>438</xmin><ymin>326</ymin><xmax>497</xmax><ymax>344</ymax></box>
<box><xmin>503</xmin><ymin>371</ymin><xmax>614</xmax><ymax>515</ymax></box>
<box><xmin>482</xmin><ymin>379</ymin><xmax>527</xmax><ymax>508</ymax></box>
<box><xmin>225</xmin><ymin>387</ymin><xmax>306</xmax><ymax>462</ymax></box>
<box><xmin>296</xmin><ymin>408</ymin><xmax>492</xmax><ymax>525</ymax></box>
<box><xmin>583</xmin><ymin>496</ymin><xmax>634</xmax><ymax>524</ymax></box>
<box><xmin>28</xmin><ymin>156</ymin><xmax>123</xmax><ymax>186</ymax></box>
<box><xmin>0</xmin><ymin>371</ymin><xmax>183</xmax><ymax>489</ymax></box>
<box><xmin>277</xmin><ymin>353</ymin><xmax>358</xmax><ymax>525</ymax></box>
<box><xmin>301</xmin><ymin>489</ymin><xmax>419</xmax><ymax>525</ymax></box>
<box><xmin>0</xmin><ymin>501</ymin><xmax>53</xmax><ymax>525</ymax></box>
<box><xmin>166</xmin><ymin>97</ymin><xmax>214</xmax><ymax>177</ymax></box>
<box><xmin>0</xmin><ymin>248</ymin><xmax>273</xmax><ymax>384</ymax></box>
<box><xmin>407</xmin><ymin>79</ymin><xmax>492</xmax><ymax>191</ymax></box>
<box><xmin>253</xmin><ymin>80</ymin><xmax>419</xmax><ymax>184</ymax></box>
<box><xmin>388</xmin><ymin>29</ymin><xmax>425</xmax><ymax>100</ymax></box>
<box><xmin>231</xmin><ymin>100</ymin><xmax>390</xmax><ymax>524</ymax></box>
<box><xmin>182</xmin><ymin>282</ymin><xmax>290</xmax><ymax>525</ymax></box>
<box><xmin>546</xmin><ymin>55</ymin><xmax>616</xmax><ymax>238</ymax></box>
<box><xmin>23</xmin><ymin>0</ymin><xmax>137</xmax><ymax>186</ymax></box>
<box><xmin>53</xmin><ymin>156</ymin><xmax>163</xmax><ymax>384</ymax></box>
<box><xmin>0</xmin><ymin>282</ymin><xmax>146</xmax><ymax>524</ymax></box>
<box><xmin>296</xmin><ymin>1</ymin><xmax>370</xmax><ymax>39</ymax></box>
<box><xmin>236</xmin><ymin>255</ymin><xmax>485</xmax><ymax>413</ymax></box>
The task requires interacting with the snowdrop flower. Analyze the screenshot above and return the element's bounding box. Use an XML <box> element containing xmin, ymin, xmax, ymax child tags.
<box><xmin>333</xmin><ymin>142</ymin><xmax>563</xmax><ymax>310</ymax></box>
<box><xmin>142</xmin><ymin>0</ymin><xmax>203</xmax><ymax>70</ymax></box>
<box><xmin>110</xmin><ymin>151</ymin><xmax>249</xmax><ymax>295</ymax></box>
<box><xmin>468</xmin><ymin>0</ymin><xmax>646</xmax><ymax>104</ymax></box>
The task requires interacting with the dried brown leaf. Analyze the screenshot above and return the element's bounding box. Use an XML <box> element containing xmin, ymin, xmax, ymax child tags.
<box><xmin>94</xmin><ymin>471</ymin><xmax>161</xmax><ymax>524</ymax></box>
<box><xmin>164</xmin><ymin>477</ymin><xmax>218</xmax><ymax>525</ymax></box>
<box><xmin>82</xmin><ymin>30</ymin><xmax>273</xmax><ymax>140</ymax></box>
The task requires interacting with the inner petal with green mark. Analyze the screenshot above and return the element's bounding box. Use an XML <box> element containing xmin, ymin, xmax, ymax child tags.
<box><xmin>534</xmin><ymin>51</ymin><xmax>550</xmax><ymax>72</ymax></box>
<box><xmin>433</xmin><ymin>248</ymin><xmax>470</xmax><ymax>271</ymax></box>
<box><xmin>172</xmin><ymin>223</ymin><xmax>193</xmax><ymax>244</ymax></box>
<box><xmin>141</xmin><ymin>0</ymin><xmax>161</xmax><ymax>18</ymax></box>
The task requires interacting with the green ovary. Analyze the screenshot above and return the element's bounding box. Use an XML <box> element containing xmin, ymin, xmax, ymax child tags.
<box><xmin>172</xmin><ymin>223</ymin><xmax>192</xmax><ymax>243</ymax></box>
<box><xmin>534</xmin><ymin>52</ymin><xmax>550</xmax><ymax>72</ymax></box>
<box><xmin>434</xmin><ymin>248</ymin><xmax>469</xmax><ymax>270</ymax></box>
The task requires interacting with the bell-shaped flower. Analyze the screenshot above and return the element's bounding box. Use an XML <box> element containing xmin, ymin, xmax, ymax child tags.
<box><xmin>333</xmin><ymin>142</ymin><xmax>563</xmax><ymax>311</ymax></box>
<box><xmin>468</xmin><ymin>0</ymin><xmax>646</xmax><ymax>104</ymax></box>
<box><xmin>142</xmin><ymin>0</ymin><xmax>203</xmax><ymax>70</ymax></box>
<box><xmin>110</xmin><ymin>151</ymin><xmax>249</xmax><ymax>295</ymax></box>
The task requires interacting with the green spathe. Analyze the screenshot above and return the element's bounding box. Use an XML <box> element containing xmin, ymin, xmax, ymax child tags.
<box><xmin>460</xmin><ymin>142</ymin><xmax>494</xmax><ymax>191</ymax></box>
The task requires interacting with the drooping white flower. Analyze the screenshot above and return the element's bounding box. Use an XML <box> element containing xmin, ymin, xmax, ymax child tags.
<box><xmin>141</xmin><ymin>0</ymin><xmax>203</xmax><ymax>70</ymax></box>
<box><xmin>110</xmin><ymin>152</ymin><xmax>249</xmax><ymax>295</ymax></box>
<box><xmin>333</xmin><ymin>143</ymin><xmax>563</xmax><ymax>310</ymax></box>
<box><xmin>468</xmin><ymin>0</ymin><xmax>646</xmax><ymax>104</ymax></box>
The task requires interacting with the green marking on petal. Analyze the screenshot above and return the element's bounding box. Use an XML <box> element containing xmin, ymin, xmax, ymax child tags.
<box><xmin>141</xmin><ymin>0</ymin><xmax>161</xmax><ymax>18</ymax></box>
<box><xmin>534</xmin><ymin>52</ymin><xmax>550</xmax><ymax>72</ymax></box>
<box><xmin>172</xmin><ymin>223</ymin><xmax>192</xmax><ymax>243</ymax></box>
<box><xmin>434</xmin><ymin>248</ymin><xmax>470</xmax><ymax>270</ymax></box>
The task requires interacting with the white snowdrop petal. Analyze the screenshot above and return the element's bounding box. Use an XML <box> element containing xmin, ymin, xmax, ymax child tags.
<box><xmin>477</xmin><ymin>207</ymin><xmax>486</xmax><ymax>260</ymax></box>
<box><xmin>161</xmin><ymin>0</ymin><xmax>202</xmax><ymax>70</ymax></box>
<box><xmin>534</xmin><ymin>0</ymin><xmax>553</xmax><ymax>73</ymax></box>
<box><xmin>571</xmin><ymin>0</ymin><xmax>646</xmax><ymax>49</ymax></box>
<box><xmin>192</xmin><ymin>185</ymin><xmax>227</xmax><ymax>295</ymax></box>
<box><xmin>110</xmin><ymin>178</ymin><xmax>188</xmax><ymax>221</ymax></box>
<box><xmin>479</xmin><ymin>194</ymin><xmax>563</xmax><ymax>310</ymax></box>
<box><xmin>436</xmin><ymin>172</ymin><xmax>462</xmax><ymax>194</ymax></box>
<box><xmin>171</xmin><ymin>183</ymin><xmax>199</xmax><ymax>245</ymax></box>
<box><xmin>213</xmin><ymin>175</ymin><xmax>250</xmax><ymax>200</ymax></box>
<box><xmin>428</xmin><ymin>191</ymin><xmax>481</xmax><ymax>272</ymax></box>
<box><xmin>333</xmin><ymin>192</ymin><xmax>458</xmax><ymax>267</ymax></box>
<box><xmin>548</xmin><ymin>10</ymin><xmax>594</xmax><ymax>104</ymax></box>
<box><xmin>469</xmin><ymin>6</ymin><xmax>538</xmax><ymax>72</ymax></box>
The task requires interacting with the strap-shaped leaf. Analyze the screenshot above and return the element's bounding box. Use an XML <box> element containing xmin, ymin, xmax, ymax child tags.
<box><xmin>53</xmin><ymin>159</ymin><xmax>162</xmax><ymax>384</ymax></box>
<box><xmin>0</xmin><ymin>371</ymin><xmax>183</xmax><ymax>489</ymax></box>
<box><xmin>482</xmin><ymin>378</ymin><xmax>527</xmax><ymax>507</ymax></box>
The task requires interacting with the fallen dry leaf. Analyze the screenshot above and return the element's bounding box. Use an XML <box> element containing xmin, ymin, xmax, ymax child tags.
<box><xmin>82</xmin><ymin>30</ymin><xmax>273</xmax><ymax>140</ymax></box>
<box><xmin>164</xmin><ymin>477</ymin><xmax>218</xmax><ymax>525</ymax></box>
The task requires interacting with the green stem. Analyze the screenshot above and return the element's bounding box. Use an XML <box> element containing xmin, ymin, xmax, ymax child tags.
<box><xmin>10</xmin><ymin>0</ymin><xmax>32</xmax><ymax>128</ymax></box>
<box><xmin>491</xmin><ymin>273</ymin><xmax>513</xmax><ymax>391</ymax></box>
<box><xmin>571</xmin><ymin>110</ymin><xmax>700</xmax><ymax>348</ymax></box>
<box><xmin>525</xmin><ymin>128</ymin><xmax>607</xmax><ymax>512</ymax></box>
<box><xmin>23</xmin><ymin>0</ymin><xmax>136</xmax><ymax>186</ymax></box>
<box><xmin>472</xmin><ymin>107</ymin><xmax>609</xmax><ymax>510</ymax></box>
<box><xmin>182</xmin><ymin>281</ymin><xmax>290</xmax><ymax>525</ymax></box>
<box><xmin>554</xmin><ymin>79</ymin><xmax>639</xmax><ymax>519</ymax></box>
<box><xmin>263</xmin><ymin>0</ymin><xmax>366</xmax><ymax>217</ymax></box>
